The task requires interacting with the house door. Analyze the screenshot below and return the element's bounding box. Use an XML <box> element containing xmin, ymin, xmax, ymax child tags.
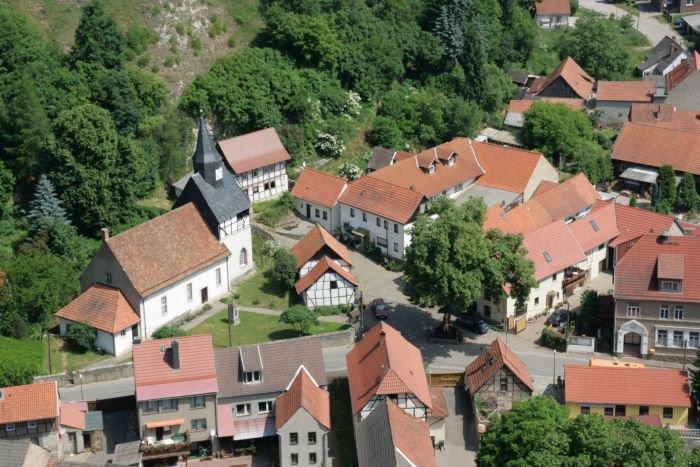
<box><xmin>306</xmin><ymin>204</ymin><xmax>311</xmax><ymax>218</ymax></box>
<box><xmin>67</xmin><ymin>432</ymin><xmax>77</xmax><ymax>454</ymax></box>
<box><xmin>546</xmin><ymin>292</ymin><xmax>555</xmax><ymax>310</ymax></box>
<box><xmin>201</xmin><ymin>287</ymin><xmax>208</xmax><ymax>303</ymax></box>
<box><xmin>156</xmin><ymin>427</ymin><xmax>164</xmax><ymax>441</ymax></box>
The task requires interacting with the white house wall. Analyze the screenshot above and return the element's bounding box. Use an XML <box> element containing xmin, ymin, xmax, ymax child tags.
<box><xmin>223</xmin><ymin>223</ymin><xmax>254</xmax><ymax>282</ymax></box>
<box><xmin>237</xmin><ymin>163</ymin><xmax>288</xmax><ymax>202</ymax></box>
<box><xmin>296</xmin><ymin>200</ymin><xmax>340</xmax><ymax>233</ymax></box>
<box><xmin>112</xmin><ymin>327</ymin><xmax>134</xmax><ymax>356</ymax></box>
<box><xmin>576</xmin><ymin>243</ymin><xmax>608</xmax><ymax>280</ymax></box>
<box><xmin>359</xmin><ymin>394</ymin><xmax>427</xmax><ymax>421</ymax></box>
<box><xmin>338</xmin><ymin>203</ymin><xmax>408</xmax><ymax>260</ymax></box>
<box><xmin>523</xmin><ymin>156</ymin><xmax>559</xmax><ymax>201</ymax></box>
<box><xmin>141</xmin><ymin>259</ymin><xmax>229</xmax><ymax>338</ymax></box>
<box><xmin>303</xmin><ymin>271</ymin><xmax>356</xmax><ymax>308</ymax></box>
<box><xmin>58</xmin><ymin>318</ymin><xmax>133</xmax><ymax>356</ymax></box>
<box><xmin>476</xmin><ymin>273</ymin><xmax>564</xmax><ymax>321</ymax></box>
<box><xmin>537</xmin><ymin>14</ymin><xmax>569</xmax><ymax>28</ymax></box>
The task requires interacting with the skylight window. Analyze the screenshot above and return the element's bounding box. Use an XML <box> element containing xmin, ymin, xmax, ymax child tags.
<box><xmin>543</xmin><ymin>251</ymin><xmax>553</xmax><ymax>263</ymax></box>
<box><xmin>590</xmin><ymin>220</ymin><xmax>600</xmax><ymax>232</ymax></box>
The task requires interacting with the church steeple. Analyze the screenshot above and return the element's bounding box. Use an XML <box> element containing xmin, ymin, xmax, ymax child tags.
<box><xmin>193</xmin><ymin>114</ymin><xmax>224</xmax><ymax>188</ymax></box>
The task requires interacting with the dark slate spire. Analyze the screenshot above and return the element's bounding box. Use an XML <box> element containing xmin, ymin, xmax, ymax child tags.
<box><xmin>193</xmin><ymin>114</ymin><xmax>224</xmax><ymax>188</ymax></box>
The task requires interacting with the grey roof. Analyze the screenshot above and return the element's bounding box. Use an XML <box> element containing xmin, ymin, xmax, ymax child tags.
<box><xmin>84</xmin><ymin>411</ymin><xmax>103</xmax><ymax>431</ymax></box>
<box><xmin>355</xmin><ymin>400</ymin><xmax>396</xmax><ymax>467</ymax></box>
<box><xmin>504</xmin><ymin>111</ymin><xmax>525</xmax><ymax>128</ymax></box>
<box><xmin>367</xmin><ymin>147</ymin><xmax>396</xmax><ymax>171</ymax></box>
<box><xmin>240</xmin><ymin>345</ymin><xmax>263</xmax><ymax>372</ymax></box>
<box><xmin>193</xmin><ymin>116</ymin><xmax>224</xmax><ymax>185</ymax></box>
<box><xmin>508</xmin><ymin>70</ymin><xmax>529</xmax><ymax>86</ymax></box>
<box><xmin>478</xmin><ymin>127</ymin><xmax>524</xmax><ymax>147</ymax></box>
<box><xmin>0</xmin><ymin>439</ymin><xmax>50</xmax><ymax>467</ymax></box>
<box><xmin>656</xmin><ymin>49</ymin><xmax>686</xmax><ymax>74</ymax></box>
<box><xmin>456</xmin><ymin>183</ymin><xmax>521</xmax><ymax>208</ymax></box>
<box><xmin>683</xmin><ymin>14</ymin><xmax>700</xmax><ymax>33</ymax></box>
<box><xmin>215</xmin><ymin>338</ymin><xmax>327</xmax><ymax>398</ymax></box>
<box><xmin>112</xmin><ymin>441</ymin><xmax>142</xmax><ymax>466</ymax></box>
<box><xmin>637</xmin><ymin>36</ymin><xmax>684</xmax><ymax>72</ymax></box>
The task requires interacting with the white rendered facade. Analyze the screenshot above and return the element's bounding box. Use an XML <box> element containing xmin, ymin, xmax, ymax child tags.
<box><xmin>277</xmin><ymin>410</ymin><xmax>329</xmax><ymax>467</ymax></box>
<box><xmin>237</xmin><ymin>162</ymin><xmax>289</xmax><ymax>202</ymax></box>
<box><xmin>338</xmin><ymin>203</ymin><xmax>414</xmax><ymax>260</ymax></box>
<box><xmin>58</xmin><ymin>319</ymin><xmax>134</xmax><ymax>356</ymax></box>
<box><xmin>296</xmin><ymin>200</ymin><xmax>340</xmax><ymax>234</ymax></box>
<box><xmin>220</xmin><ymin>214</ymin><xmax>254</xmax><ymax>281</ymax></box>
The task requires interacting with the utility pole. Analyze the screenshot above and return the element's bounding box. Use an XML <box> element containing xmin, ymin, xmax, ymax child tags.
<box><xmin>47</xmin><ymin>334</ymin><xmax>52</xmax><ymax>374</ymax></box>
<box><xmin>683</xmin><ymin>339</ymin><xmax>688</xmax><ymax>370</ymax></box>
<box><xmin>79</xmin><ymin>373</ymin><xmax>84</xmax><ymax>401</ymax></box>
<box><xmin>553</xmin><ymin>350</ymin><xmax>557</xmax><ymax>387</ymax></box>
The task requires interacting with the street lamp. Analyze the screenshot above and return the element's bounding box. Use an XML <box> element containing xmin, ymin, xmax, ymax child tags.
<box><xmin>78</xmin><ymin>373</ymin><xmax>84</xmax><ymax>401</ymax></box>
<box><xmin>553</xmin><ymin>350</ymin><xmax>557</xmax><ymax>387</ymax></box>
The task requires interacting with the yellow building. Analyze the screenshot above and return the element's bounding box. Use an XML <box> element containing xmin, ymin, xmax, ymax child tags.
<box><xmin>564</xmin><ymin>365</ymin><xmax>690</xmax><ymax>427</ymax></box>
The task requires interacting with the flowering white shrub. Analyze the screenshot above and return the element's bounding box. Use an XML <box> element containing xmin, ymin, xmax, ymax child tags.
<box><xmin>338</xmin><ymin>162</ymin><xmax>362</xmax><ymax>181</ymax></box>
<box><xmin>343</xmin><ymin>91</ymin><xmax>362</xmax><ymax>117</ymax></box>
<box><xmin>315</xmin><ymin>132</ymin><xmax>345</xmax><ymax>158</ymax></box>
<box><xmin>262</xmin><ymin>239</ymin><xmax>281</xmax><ymax>257</ymax></box>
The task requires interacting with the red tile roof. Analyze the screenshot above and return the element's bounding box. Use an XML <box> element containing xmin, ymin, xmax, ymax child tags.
<box><xmin>535</xmin><ymin>0</ymin><xmax>571</xmax><ymax>15</ymax></box>
<box><xmin>523</xmin><ymin>221</ymin><xmax>586</xmax><ymax>281</ymax></box>
<box><xmin>294</xmin><ymin>255</ymin><xmax>358</xmax><ymax>294</ymax></box>
<box><xmin>428</xmin><ymin>387</ymin><xmax>449</xmax><ymax>418</ymax></box>
<box><xmin>0</xmin><ymin>381</ymin><xmax>58</xmax><ymax>424</ymax></box>
<box><xmin>103</xmin><ymin>203</ymin><xmax>230</xmax><ymax>297</ymax></box>
<box><xmin>600</xmin><ymin>200</ymin><xmax>676</xmax><ymax>247</ymax></box>
<box><xmin>465</xmin><ymin>338</ymin><xmax>534</xmax><ymax>394</ymax></box>
<box><xmin>630</xmin><ymin>104</ymin><xmax>700</xmax><ymax>131</ymax></box>
<box><xmin>472</xmin><ymin>141</ymin><xmax>544</xmax><ymax>194</ymax></box>
<box><xmin>565</xmin><ymin>365</ymin><xmax>690</xmax><ymax>407</ymax></box>
<box><xmin>290</xmin><ymin>224</ymin><xmax>352</xmax><ymax>269</ymax></box>
<box><xmin>346</xmin><ymin>322</ymin><xmax>432</xmax><ymax>415</ymax></box>
<box><xmin>507</xmin><ymin>98</ymin><xmax>584</xmax><ymax>114</ymax></box>
<box><xmin>531</xmin><ymin>180</ymin><xmax>558</xmax><ymax>198</ymax></box>
<box><xmin>55</xmin><ymin>284</ymin><xmax>140</xmax><ymax>334</ymax></box>
<box><xmin>386</xmin><ymin>400</ymin><xmax>437</xmax><ymax>467</ymax></box>
<box><xmin>290</xmin><ymin>168</ymin><xmax>346</xmax><ymax>208</ymax></box>
<box><xmin>666</xmin><ymin>51</ymin><xmax>700</xmax><ymax>91</ymax></box>
<box><xmin>596</xmin><ymin>81</ymin><xmax>655</xmax><ymax>102</ymax></box>
<box><xmin>60</xmin><ymin>404</ymin><xmax>86</xmax><ymax>430</ymax></box>
<box><xmin>217</xmin><ymin>127</ymin><xmax>291</xmax><ymax>174</ymax></box>
<box><xmin>529</xmin><ymin>57</ymin><xmax>594</xmax><ymax>100</ymax></box>
<box><xmin>339</xmin><ymin>176</ymin><xmax>425</xmax><ymax>224</ymax></box>
<box><xmin>367</xmin><ymin>138</ymin><xmax>485</xmax><ymax>198</ymax></box>
<box><xmin>567</xmin><ymin>202</ymin><xmax>619</xmax><ymax>252</ymax></box>
<box><xmin>612</xmin><ymin>122</ymin><xmax>700</xmax><ymax>176</ymax></box>
<box><xmin>275</xmin><ymin>366</ymin><xmax>331</xmax><ymax>430</ymax></box>
<box><xmin>132</xmin><ymin>334</ymin><xmax>218</xmax><ymax>401</ymax></box>
<box><xmin>657</xmin><ymin>253</ymin><xmax>684</xmax><ymax>279</ymax></box>
<box><xmin>614</xmin><ymin>235</ymin><xmax>700</xmax><ymax>302</ymax></box>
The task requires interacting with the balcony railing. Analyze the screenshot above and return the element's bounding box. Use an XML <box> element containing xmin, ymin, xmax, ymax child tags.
<box><xmin>140</xmin><ymin>441</ymin><xmax>190</xmax><ymax>460</ymax></box>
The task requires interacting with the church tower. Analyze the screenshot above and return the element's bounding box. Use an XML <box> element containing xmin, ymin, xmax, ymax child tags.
<box><xmin>193</xmin><ymin>116</ymin><xmax>224</xmax><ymax>188</ymax></box>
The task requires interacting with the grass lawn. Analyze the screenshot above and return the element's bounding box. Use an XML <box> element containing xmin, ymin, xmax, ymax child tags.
<box><xmin>328</xmin><ymin>378</ymin><xmax>358</xmax><ymax>467</ymax></box>
<box><xmin>45</xmin><ymin>336</ymin><xmax>111</xmax><ymax>374</ymax></box>
<box><xmin>526</xmin><ymin>28</ymin><xmax>567</xmax><ymax>75</ymax></box>
<box><xmin>189</xmin><ymin>310</ymin><xmax>351</xmax><ymax>348</ymax></box>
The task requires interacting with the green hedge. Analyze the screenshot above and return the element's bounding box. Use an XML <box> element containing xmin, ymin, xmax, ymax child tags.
<box><xmin>315</xmin><ymin>305</ymin><xmax>351</xmax><ymax>316</ymax></box>
<box><xmin>0</xmin><ymin>336</ymin><xmax>45</xmax><ymax>386</ymax></box>
<box><xmin>541</xmin><ymin>327</ymin><xmax>566</xmax><ymax>350</ymax></box>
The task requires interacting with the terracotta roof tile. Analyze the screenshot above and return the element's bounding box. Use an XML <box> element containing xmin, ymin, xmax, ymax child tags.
<box><xmin>133</xmin><ymin>335</ymin><xmax>218</xmax><ymax>401</ymax></box>
<box><xmin>472</xmin><ymin>141</ymin><xmax>544</xmax><ymax>194</ymax></box>
<box><xmin>523</xmin><ymin>220</ymin><xmax>586</xmax><ymax>281</ymax></box>
<box><xmin>567</xmin><ymin>202</ymin><xmax>619</xmax><ymax>252</ymax></box>
<box><xmin>531</xmin><ymin>180</ymin><xmax>558</xmax><ymax>198</ymax></box>
<box><xmin>596</xmin><ymin>81</ymin><xmax>654</xmax><ymax>102</ymax></box>
<box><xmin>290</xmin><ymin>225</ymin><xmax>352</xmax><ymax>269</ymax></box>
<box><xmin>104</xmin><ymin>203</ymin><xmax>230</xmax><ymax>297</ymax></box>
<box><xmin>275</xmin><ymin>366</ymin><xmax>331</xmax><ymax>430</ymax></box>
<box><xmin>217</xmin><ymin>127</ymin><xmax>291</xmax><ymax>174</ymax></box>
<box><xmin>465</xmin><ymin>338</ymin><xmax>534</xmax><ymax>394</ymax></box>
<box><xmin>346</xmin><ymin>322</ymin><xmax>432</xmax><ymax>415</ymax></box>
<box><xmin>666</xmin><ymin>51</ymin><xmax>700</xmax><ymax>91</ymax></box>
<box><xmin>657</xmin><ymin>253</ymin><xmax>684</xmax><ymax>279</ymax></box>
<box><xmin>0</xmin><ymin>382</ymin><xmax>58</xmax><ymax>424</ymax></box>
<box><xmin>565</xmin><ymin>365</ymin><xmax>690</xmax><ymax>407</ymax></box>
<box><xmin>529</xmin><ymin>57</ymin><xmax>594</xmax><ymax>100</ymax></box>
<box><xmin>60</xmin><ymin>405</ymin><xmax>86</xmax><ymax>430</ymax></box>
<box><xmin>294</xmin><ymin>255</ymin><xmax>358</xmax><ymax>294</ymax></box>
<box><xmin>535</xmin><ymin>0</ymin><xmax>571</xmax><ymax>15</ymax></box>
<box><xmin>614</xmin><ymin>235</ymin><xmax>700</xmax><ymax>302</ymax></box>
<box><xmin>629</xmin><ymin>104</ymin><xmax>700</xmax><ymax>131</ymax></box>
<box><xmin>612</xmin><ymin>122</ymin><xmax>700</xmax><ymax>176</ymax></box>
<box><xmin>507</xmin><ymin>98</ymin><xmax>584</xmax><ymax>114</ymax></box>
<box><xmin>367</xmin><ymin>138</ymin><xmax>484</xmax><ymax>198</ymax></box>
<box><xmin>386</xmin><ymin>400</ymin><xmax>437</xmax><ymax>467</ymax></box>
<box><xmin>290</xmin><ymin>168</ymin><xmax>346</xmax><ymax>208</ymax></box>
<box><xmin>601</xmin><ymin>200</ymin><xmax>676</xmax><ymax>247</ymax></box>
<box><xmin>339</xmin><ymin>177</ymin><xmax>424</xmax><ymax>224</ymax></box>
<box><xmin>531</xmin><ymin>173</ymin><xmax>598</xmax><ymax>220</ymax></box>
<box><xmin>428</xmin><ymin>387</ymin><xmax>449</xmax><ymax>418</ymax></box>
<box><xmin>55</xmin><ymin>284</ymin><xmax>140</xmax><ymax>334</ymax></box>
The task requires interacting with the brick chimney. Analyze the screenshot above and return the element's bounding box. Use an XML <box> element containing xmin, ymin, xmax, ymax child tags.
<box><xmin>101</xmin><ymin>228</ymin><xmax>110</xmax><ymax>242</ymax></box>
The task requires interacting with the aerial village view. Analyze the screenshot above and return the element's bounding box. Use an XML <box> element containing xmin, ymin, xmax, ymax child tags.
<box><xmin>3</xmin><ymin>0</ymin><xmax>700</xmax><ymax>466</ymax></box>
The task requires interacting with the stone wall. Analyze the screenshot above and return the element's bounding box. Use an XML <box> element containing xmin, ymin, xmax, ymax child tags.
<box><xmin>35</xmin><ymin>363</ymin><xmax>134</xmax><ymax>388</ymax></box>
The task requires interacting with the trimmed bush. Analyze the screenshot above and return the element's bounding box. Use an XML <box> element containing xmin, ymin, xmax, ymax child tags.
<box><xmin>152</xmin><ymin>325</ymin><xmax>188</xmax><ymax>339</ymax></box>
<box><xmin>541</xmin><ymin>327</ymin><xmax>566</xmax><ymax>350</ymax></box>
<box><xmin>67</xmin><ymin>322</ymin><xmax>96</xmax><ymax>352</ymax></box>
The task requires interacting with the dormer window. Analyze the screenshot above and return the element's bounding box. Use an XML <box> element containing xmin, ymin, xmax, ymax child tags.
<box><xmin>660</xmin><ymin>280</ymin><xmax>682</xmax><ymax>293</ymax></box>
<box><xmin>427</xmin><ymin>165</ymin><xmax>435</xmax><ymax>174</ymax></box>
<box><xmin>245</xmin><ymin>371</ymin><xmax>261</xmax><ymax>383</ymax></box>
<box><xmin>215</xmin><ymin>167</ymin><xmax>223</xmax><ymax>181</ymax></box>
<box><xmin>448</xmin><ymin>156</ymin><xmax>455</xmax><ymax>166</ymax></box>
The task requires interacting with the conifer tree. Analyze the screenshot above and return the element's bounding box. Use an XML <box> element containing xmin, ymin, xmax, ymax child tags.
<box><xmin>27</xmin><ymin>174</ymin><xmax>69</xmax><ymax>230</ymax></box>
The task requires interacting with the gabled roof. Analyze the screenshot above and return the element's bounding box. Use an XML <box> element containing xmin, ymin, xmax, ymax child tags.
<box><xmin>523</xmin><ymin>220</ymin><xmax>586</xmax><ymax>281</ymax></box>
<box><xmin>367</xmin><ymin>147</ymin><xmax>396</xmax><ymax>172</ymax></box>
<box><xmin>338</xmin><ymin>177</ymin><xmax>424</xmax><ymax>224</ymax></box>
<box><xmin>275</xmin><ymin>366</ymin><xmax>331</xmax><ymax>431</ymax></box>
<box><xmin>290</xmin><ymin>168</ymin><xmax>347</xmax><ymax>208</ymax></box>
<box><xmin>567</xmin><ymin>202</ymin><xmax>619</xmax><ymax>252</ymax></box>
<box><xmin>60</xmin><ymin>404</ymin><xmax>86</xmax><ymax>430</ymax></box>
<box><xmin>215</xmin><ymin>339</ymin><xmax>327</xmax><ymax>398</ymax></box>
<box><xmin>132</xmin><ymin>335</ymin><xmax>218</xmax><ymax>401</ymax></box>
<box><xmin>295</xmin><ymin>255</ymin><xmax>358</xmax><ymax>294</ymax></box>
<box><xmin>629</xmin><ymin>104</ymin><xmax>700</xmax><ymax>131</ymax></box>
<box><xmin>218</xmin><ymin>127</ymin><xmax>291</xmax><ymax>174</ymax></box>
<box><xmin>531</xmin><ymin>180</ymin><xmax>558</xmax><ymax>198</ymax></box>
<box><xmin>346</xmin><ymin>322</ymin><xmax>432</xmax><ymax>415</ymax></box>
<box><xmin>612</xmin><ymin>122</ymin><xmax>700</xmax><ymax>176</ymax></box>
<box><xmin>601</xmin><ymin>200</ymin><xmax>676</xmax><ymax>247</ymax></box>
<box><xmin>355</xmin><ymin>399</ymin><xmax>436</xmax><ymax>467</ymax></box>
<box><xmin>529</xmin><ymin>57</ymin><xmax>595</xmax><ymax>100</ymax></box>
<box><xmin>367</xmin><ymin>138</ymin><xmax>485</xmax><ymax>198</ymax></box>
<box><xmin>596</xmin><ymin>81</ymin><xmax>654</xmax><ymax>102</ymax></box>
<box><xmin>175</xmin><ymin>169</ymin><xmax>251</xmax><ymax>226</ymax></box>
<box><xmin>192</xmin><ymin>116</ymin><xmax>224</xmax><ymax>186</ymax></box>
<box><xmin>637</xmin><ymin>36</ymin><xmax>684</xmax><ymax>72</ymax></box>
<box><xmin>0</xmin><ymin>381</ymin><xmax>58</xmax><ymax>424</ymax></box>
<box><xmin>472</xmin><ymin>142</ymin><xmax>545</xmax><ymax>194</ymax></box>
<box><xmin>465</xmin><ymin>338</ymin><xmax>534</xmax><ymax>394</ymax></box>
<box><xmin>102</xmin><ymin>203</ymin><xmax>230</xmax><ymax>298</ymax></box>
<box><xmin>535</xmin><ymin>0</ymin><xmax>571</xmax><ymax>16</ymax></box>
<box><xmin>506</xmin><ymin>98</ymin><xmax>584</xmax><ymax>114</ymax></box>
<box><xmin>666</xmin><ymin>51</ymin><xmax>700</xmax><ymax>91</ymax></box>
<box><xmin>565</xmin><ymin>365</ymin><xmax>690</xmax><ymax>407</ymax></box>
<box><xmin>0</xmin><ymin>439</ymin><xmax>50</xmax><ymax>467</ymax></box>
<box><xmin>614</xmin><ymin>235</ymin><xmax>700</xmax><ymax>302</ymax></box>
<box><xmin>291</xmin><ymin>225</ymin><xmax>352</xmax><ymax>269</ymax></box>
<box><xmin>55</xmin><ymin>284</ymin><xmax>140</xmax><ymax>334</ymax></box>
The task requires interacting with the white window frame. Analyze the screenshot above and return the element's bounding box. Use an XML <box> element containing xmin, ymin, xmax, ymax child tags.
<box><xmin>27</xmin><ymin>420</ymin><xmax>37</xmax><ymax>429</ymax></box>
<box><xmin>161</xmin><ymin>296</ymin><xmax>168</xmax><ymax>315</ymax></box>
<box><xmin>258</xmin><ymin>401</ymin><xmax>273</xmax><ymax>414</ymax></box>
<box><xmin>673</xmin><ymin>330</ymin><xmax>685</xmax><ymax>347</ymax></box>
<box><xmin>659</xmin><ymin>304</ymin><xmax>669</xmax><ymax>319</ymax></box>
<box><xmin>160</xmin><ymin>398</ymin><xmax>177</xmax><ymax>412</ymax></box>
<box><xmin>191</xmin><ymin>418</ymin><xmax>207</xmax><ymax>431</ymax></box>
<box><xmin>657</xmin><ymin>329</ymin><xmax>668</xmax><ymax>346</ymax></box>
<box><xmin>350</xmin><ymin>208</ymin><xmax>355</xmax><ymax>218</ymax></box>
<box><xmin>191</xmin><ymin>395</ymin><xmax>205</xmax><ymax>408</ymax></box>
<box><xmin>626</xmin><ymin>303</ymin><xmax>640</xmax><ymax>318</ymax></box>
<box><xmin>244</xmin><ymin>371</ymin><xmax>261</xmax><ymax>383</ymax></box>
<box><xmin>690</xmin><ymin>332</ymin><xmax>700</xmax><ymax>348</ymax></box>
<box><xmin>661</xmin><ymin>280</ymin><xmax>681</xmax><ymax>292</ymax></box>
<box><xmin>236</xmin><ymin>403</ymin><xmax>251</xmax><ymax>416</ymax></box>
<box><xmin>674</xmin><ymin>305</ymin><xmax>684</xmax><ymax>320</ymax></box>
<box><xmin>187</xmin><ymin>283</ymin><xmax>193</xmax><ymax>303</ymax></box>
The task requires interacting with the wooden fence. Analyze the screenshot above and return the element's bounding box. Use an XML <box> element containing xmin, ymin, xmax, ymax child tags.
<box><xmin>429</xmin><ymin>372</ymin><xmax>464</xmax><ymax>387</ymax></box>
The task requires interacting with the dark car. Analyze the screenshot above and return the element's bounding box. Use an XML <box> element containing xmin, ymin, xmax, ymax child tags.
<box><xmin>546</xmin><ymin>309</ymin><xmax>568</xmax><ymax>327</ymax></box>
<box><xmin>454</xmin><ymin>316</ymin><xmax>490</xmax><ymax>334</ymax></box>
<box><xmin>371</xmin><ymin>298</ymin><xmax>389</xmax><ymax>319</ymax></box>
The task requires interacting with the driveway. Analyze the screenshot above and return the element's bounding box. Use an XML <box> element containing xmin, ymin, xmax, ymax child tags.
<box><xmin>577</xmin><ymin>0</ymin><xmax>678</xmax><ymax>45</ymax></box>
<box><xmin>435</xmin><ymin>387</ymin><xmax>478</xmax><ymax>467</ymax></box>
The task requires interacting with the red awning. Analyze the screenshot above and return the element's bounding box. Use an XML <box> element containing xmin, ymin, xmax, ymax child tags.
<box><xmin>145</xmin><ymin>418</ymin><xmax>184</xmax><ymax>429</ymax></box>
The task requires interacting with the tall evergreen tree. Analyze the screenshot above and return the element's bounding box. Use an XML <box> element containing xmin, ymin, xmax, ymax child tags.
<box><xmin>678</xmin><ymin>172</ymin><xmax>699</xmax><ymax>212</ymax></box>
<box><xmin>27</xmin><ymin>175</ymin><xmax>70</xmax><ymax>231</ymax></box>
<box><xmin>656</xmin><ymin>164</ymin><xmax>677</xmax><ymax>208</ymax></box>
<box><xmin>70</xmin><ymin>0</ymin><xmax>125</xmax><ymax>69</ymax></box>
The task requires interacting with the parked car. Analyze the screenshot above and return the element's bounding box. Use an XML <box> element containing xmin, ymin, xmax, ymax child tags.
<box><xmin>371</xmin><ymin>298</ymin><xmax>389</xmax><ymax>319</ymax></box>
<box><xmin>546</xmin><ymin>308</ymin><xmax>568</xmax><ymax>327</ymax></box>
<box><xmin>454</xmin><ymin>316</ymin><xmax>490</xmax><ymax>334</ymax></box>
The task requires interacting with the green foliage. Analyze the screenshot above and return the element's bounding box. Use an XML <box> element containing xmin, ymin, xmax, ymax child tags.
<box><xmin>578</xmin><ymin>289</ymin><xmax>600</xmax><ymax>335</ymax></box>
<box><xmin>270</xmin><ymin>249</ymin><xmax>297</xmax><ymax>289</ymax></box>
<box><xmin>315</xmin><ymin>304</ymin><xmax>351</xmax><ymax>316</ymax></box>
<box><xmin>629</xmin><ymin>195</ymin><xmax>637</xmax><ymax>207</ymax></box>
<box><xmin>338</xmin><ymin>162</ymin><xmax>362</xmax><ymax>181</ymax></box>
<box><xmin>152</xmin><ymin>325</ymin><xmax>188</xmax><ymax>339</ymax></box>
<box><xmin>0</xmin><ymin>161</ymin><xmax>15</xmax><ymax>218</ymax></box>
<box><xmin>571</xmin><ymin>139</ymin><xmax>613</xmax><ymax>185</ymax></box>
<box><xmin>70</xmin><ymin>0</ymin><xmax>126</xmax><ymax>69</ymax></box>
<box><xmin>541</xmin><ymin>326</ymin><xmax>566</xmax><ymax>350</ymax></box>
<box><xmin>404</xmin><ymin>198</ymin><xmax>535</xmax><ymax>316</ymax></box>
<box><xmin>66</xmin><ymin>322</ymin><xmax>96</xmax><ymax>352</ymax></box>
<box><xmin>678</xmin><ymin>172</ymin><xmax>699</xmax><ymax>212</ymax></box>
<box><xmin>27</xmin><ymin>175</ymin><xmax>70</xmax><ymax>232</ymax></box>
<box><xmin>570</xmin><ymin>0</ymin><xmax>579</xmax><ymax>14</ymax></box>
<box><xmin>0</xmin><ymin>337</ymin><xmax>45</xmax><ymax>385</ymax></box>
<box><xmin>656</xmin><ymin>164</ymin><xmax>677</xmax><ymax>208</ymax></box>
<box><xmin>279</xmin><ymin>305</ymin><xmax>319</xmax><ymax>334</ymax></box>
<box><xmin>125</xmin><ymin>25</ymin><xmax>158</xmax><ymax>58</ymax></box>
<box><xmin>255</xmin><ymin>193</ymin><xmax>295</xmax><ymax>227</ymax></box>
<box><xmin>208</xmin><ymin>15</ymin><xmax>227</xmax><ymax>38</ymax></box>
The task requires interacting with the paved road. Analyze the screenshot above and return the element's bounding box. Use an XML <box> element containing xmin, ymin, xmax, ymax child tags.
<box><xmin>578</xmin><ymin>0</ymin><xmax>678</xmax><ymax>45</ymax></box>
<box><xmin>59</xmin><ymin>377</ymin><xmax>135</xmax><ymax>402</ymax></box>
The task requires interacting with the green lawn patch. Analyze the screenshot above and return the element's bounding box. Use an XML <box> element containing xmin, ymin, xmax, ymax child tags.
<box><xmin>253</xmin><ymin>193</ymin><xmax>295</xmax><ymax>227</ymax></box>
<box><xmin>45</xmin><ymin>336</ymin><xmax>110</xmax><ymax>373</ymax></box>
<box><xmin>328</xmin><ymin>378</ymin><xmax>358</xmax><ymax>467</ymax></box>
<box><xmin>189</xmin><ymin>310</ymin><xmax>350</xmax><ymax>348</ymax></box>
<box><xmin>235</xmin><ymin>268</ymin><xmax>294</xmax><ymax>310</ymax></box>
<box><xmin>0</xmin><ymin>336</ymin><xmax>45</xmax><ymax>386</ymax></box>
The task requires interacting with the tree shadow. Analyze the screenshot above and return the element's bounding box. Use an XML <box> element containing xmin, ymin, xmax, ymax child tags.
<box><xmin>267</xmin><ymin>329</ymin><xmax>307</xmax><ymax>341</ymax></box>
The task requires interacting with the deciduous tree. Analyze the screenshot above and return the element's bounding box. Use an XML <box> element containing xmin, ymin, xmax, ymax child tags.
<box><xmin>280</xmin><ymin>305</ymin><xmax>319</xmax><ymax>334</ymax></box>
<box><xmin>271</xmin><ymin>249</ymin><xmax>298</xmax><ymax>289</ymax></box>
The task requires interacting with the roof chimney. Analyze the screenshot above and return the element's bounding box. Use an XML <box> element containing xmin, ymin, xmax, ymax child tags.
<box><xmin>660</xmin><ymin>231</ymin><xmax>671</xmax><ymax>243</ymax></box>
<box><xmin>171</xmin><ymin>339</ymin><xmax>180</xmax><ymax>370</ymax></box>
<box><xmin>101</xmin><ymin>228</ymin><xmax>110</xmax><ymax>242</ymax></box>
